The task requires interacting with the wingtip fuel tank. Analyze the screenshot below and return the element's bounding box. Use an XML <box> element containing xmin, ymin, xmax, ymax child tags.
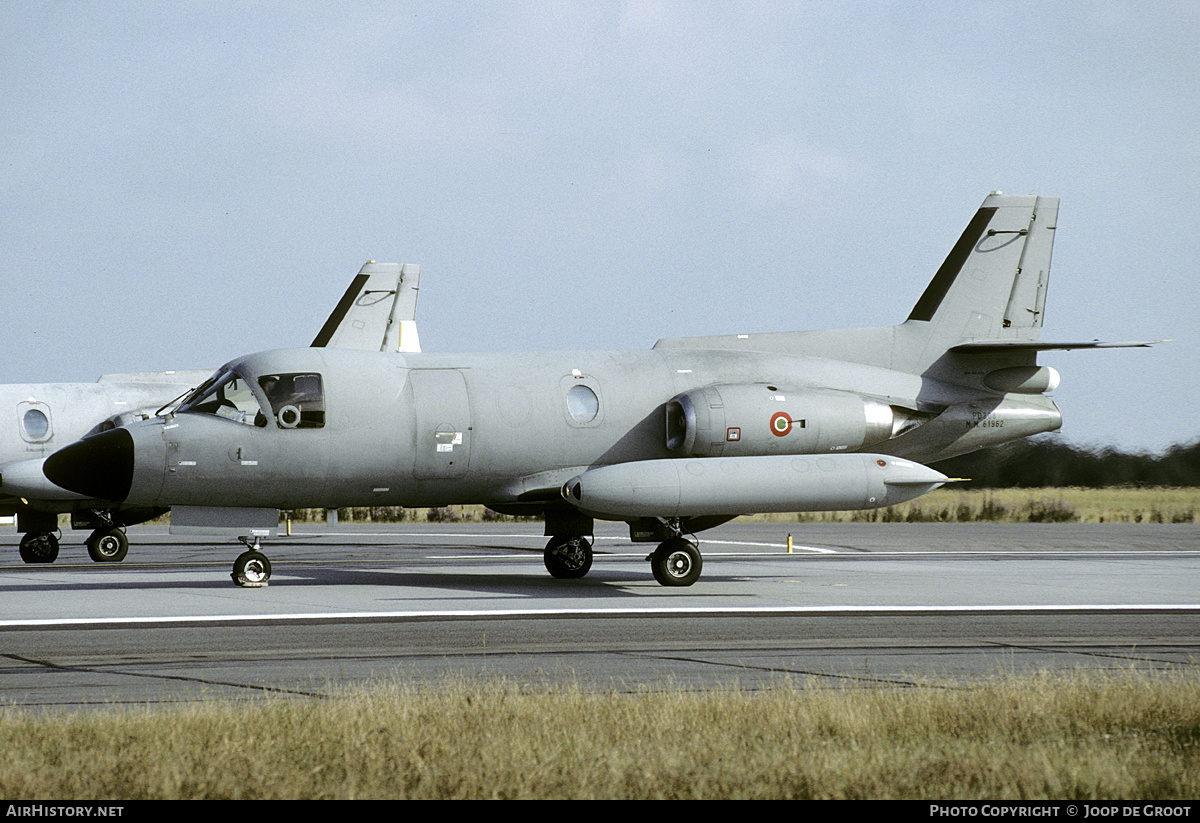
<box><xmin>561</xmin><ymin>454</ymin><xmax>948</xmax><ymax>520</ymax></box>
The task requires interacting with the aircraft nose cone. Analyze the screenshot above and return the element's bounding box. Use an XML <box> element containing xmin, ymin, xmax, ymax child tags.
<box><xmin>43</xmin><ymin>428</ymin><xmax>135</xmax><ymax>502</ymax></box>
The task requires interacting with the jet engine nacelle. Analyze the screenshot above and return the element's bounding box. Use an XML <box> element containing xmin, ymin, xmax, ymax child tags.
<box><xmin>665</xmin><ymin>384</ymin><xmax>908</xmax><ymax>457</ymax></box>
<box><xmin>562</xmin><ymin>453</ymin><xmax>949</xmax><ymax>520</ymax></box>
<box><xmin>982</xmin><ymin>365</ymin><xmax>1060</xmax><ymax>394</ymax></box>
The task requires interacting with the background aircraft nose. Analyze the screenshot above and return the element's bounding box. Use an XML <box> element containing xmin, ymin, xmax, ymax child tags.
<box><xmin>43</xmin><ymin>428</ymin><xmax>135</xmax><ymax>502</ymax></box>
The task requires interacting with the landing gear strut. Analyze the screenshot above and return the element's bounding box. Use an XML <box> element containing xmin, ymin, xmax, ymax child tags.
<box><xmin>543</xmin><ymin>535</ymin><xmax>593</xmax><ymax>579</ymax></box>
<box><xmin>232</xmin><ymin>537</ymin><xmax>272</xmax><ymax>587</ymax></box>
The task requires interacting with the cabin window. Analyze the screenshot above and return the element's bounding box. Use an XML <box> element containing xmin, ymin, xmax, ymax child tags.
<box><xmin>22</xmin><ymin>408</ymin><xmax>49</xmax><ymax>440</ymax></box>
<box><xmin>566</xmin><ymin>385</ymin><xmax>599</xmax><ymax>423</ymax></box>
<box><xmin>258</xmin><ymin>373</ymin><xmax>325</xmax><ymax>429</ymax></box>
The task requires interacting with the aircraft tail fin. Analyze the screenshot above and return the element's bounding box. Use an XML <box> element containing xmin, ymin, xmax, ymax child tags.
<box><xmin>905</xmin><ymin>192</ymin><xmax>1058</xmax><ymax>348</ymax></box>
<box><xmin>311</xmin><ymin>261</ymin><xmax>422</xmax><ymax>353</ymax></box>
<box><xmin>653</xmin><ymin>193</ymin><xmax>1158</xmax><ymax>378</ymax></box>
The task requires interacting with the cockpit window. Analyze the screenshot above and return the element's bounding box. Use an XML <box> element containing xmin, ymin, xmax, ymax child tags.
<box><xmin>257</xmin><ymin>373</ymin><xmax>325</xmax><ymax>429</ymax></box>
<box><xmin>177</xmin><ymin>369</ymin><xmax>265</xmax><ymax>426</ymax></box>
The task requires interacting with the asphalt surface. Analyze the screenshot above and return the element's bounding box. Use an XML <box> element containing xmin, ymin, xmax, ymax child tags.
<box><xmin>1</xmin><ymin>521</ymin><xmax>1197</xmax><ymax>709</ymax></box>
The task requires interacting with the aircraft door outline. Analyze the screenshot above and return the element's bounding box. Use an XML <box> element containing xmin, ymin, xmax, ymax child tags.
<box><xmin>410</xmin><ymin>369</ymin><xmax>473</xmax><ymax>480</ymax></box>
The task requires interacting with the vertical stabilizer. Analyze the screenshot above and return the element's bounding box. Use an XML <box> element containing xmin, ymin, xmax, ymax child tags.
<box><xmin>906</xmin><ymin>193</ymin><xmax>1058</xmax><ymax>348</ymax></box>
<box><xmin>311</xmin><ymin>261</ymin><xmax>421</xmax><ymax>353</ymax></box>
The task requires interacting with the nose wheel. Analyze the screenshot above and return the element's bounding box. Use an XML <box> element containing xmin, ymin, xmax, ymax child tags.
<box><xmin>232</xmin><ymin>538</ymin><xmax>272</xmax><ymax>587</ymax></box>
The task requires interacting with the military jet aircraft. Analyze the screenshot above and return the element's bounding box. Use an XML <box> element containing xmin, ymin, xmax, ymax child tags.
<box><xmin>2</xmin><ymin>260</ymin><xmax>421</xmax><ymax>563</ymax></box>
<box><xmin>43</xmin><ymin>193</ymin><xmax>1159</xmax><ymax>587</ymax></box>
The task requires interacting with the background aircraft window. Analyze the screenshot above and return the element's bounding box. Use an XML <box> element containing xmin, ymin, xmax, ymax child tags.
<box><xmin>258</xmin><ymin>373</ymin><xmax>325</xmax><ymax>429</ymax></box>
<box><xmin>22</xmin><ymin>408</ymin><xmax>49</xmax><ymax>440</ymax></box>
<box><xmin>566</xmin><ymin>385</ymin><xmax>599</xmax><ymax>423</ymax></box>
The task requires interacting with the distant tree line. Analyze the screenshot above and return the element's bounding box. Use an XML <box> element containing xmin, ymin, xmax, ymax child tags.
<box><xmin>930</xmin><ymin>437</ymin><xmax>1200</xmax><ymax>488</ymax></box>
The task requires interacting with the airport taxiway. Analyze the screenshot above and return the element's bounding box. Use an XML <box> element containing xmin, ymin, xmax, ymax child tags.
<box><xmin>1</xmin><ymin>521</ymin><xmax>1197</xmax><ymax>709</ymax></box>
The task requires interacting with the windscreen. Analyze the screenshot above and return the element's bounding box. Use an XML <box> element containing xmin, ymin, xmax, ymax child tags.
<box><xmin>177</xmin><ymin>369</ymin><xmax>267</xmax><ymax>426</ymax></box>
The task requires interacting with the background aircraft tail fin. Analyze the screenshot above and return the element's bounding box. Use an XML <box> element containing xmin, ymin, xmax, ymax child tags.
<box><xmin>905</xmin><ymin>192</ymin><xmax>1058</xmax><ymax>348</ymax></box>
<box><xmin>311</xmin><ymin>261</ymin><xmax>422</xmax><ymax>353</ymax></box>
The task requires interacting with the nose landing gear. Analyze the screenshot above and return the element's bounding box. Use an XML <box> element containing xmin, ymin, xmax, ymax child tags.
<box><xmin>232</xmin><ymin>537</ymin><xmax>272</xmax><ymax>587</ymax></box>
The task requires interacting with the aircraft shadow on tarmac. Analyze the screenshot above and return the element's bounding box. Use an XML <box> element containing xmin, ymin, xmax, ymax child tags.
<box><xmin>286</xmin><ymin>565</ymin><xmax>745</xmax><ymax>597</ymax></box>
<box><xmin>0</xmin><ymin>559</ymin><xmax>748</xmax><ymax>598</ymax></box>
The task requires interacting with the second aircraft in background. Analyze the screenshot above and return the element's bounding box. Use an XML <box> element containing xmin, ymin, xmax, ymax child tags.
<box><xmin>2</xmin><ymin>261</ymin><xmax>421</xmax><ymax>563</ymax></box>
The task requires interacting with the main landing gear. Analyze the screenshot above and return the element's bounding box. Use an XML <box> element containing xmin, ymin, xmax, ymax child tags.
<box><xmin>86</xmin><ymin>528</ymin><xmax>129</xmax><ymax>563</ymax></box>
<box><xmin>16</xmin><ymin>507</ymin><xmax>142</xmax><ymax>566</ymax></box>
<box><xmin>543</xmin><ymin>535</ymin><xmax>593</xmax><ymax>578</ymax></box>
<box><xmin>18</xmin><ymin>531</ymin><xmax>59</xmax><ymax>564</ymax></box>
<box><xmin>648</xmin><ymin>536</ymin><xmax>703</xmax><ymax>587</ymax></box>
<box><xmin>542</xmin><ymin>519</ymin><xmax>705</xmax><ymax>587</ymax></box>
<box><xmin>17</xmin><ymin>527</ymin><xmax>129</xmax><ymax>564</ymax></box>
<box><xmin>16</xmin><ymin>510</ymin><xmax>59</xmax><ymax>564</ymax></box>
<box><xmin>232</xmin><ymin>537</ymin><xmax>272</xmax><ymax>587</ymax></box>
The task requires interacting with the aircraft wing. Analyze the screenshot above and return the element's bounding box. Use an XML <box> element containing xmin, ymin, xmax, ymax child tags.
<box><xmin>310</xmin><ymin>261</ymin><xmax>421</xmax><ymax>353</ymax></box>
<box><xmin>95</xmin><ymin>369</ymin><xmax>215</xmax><ymax>385</ymax></box>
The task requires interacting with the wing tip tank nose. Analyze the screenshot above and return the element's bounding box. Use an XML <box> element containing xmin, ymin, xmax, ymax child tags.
<box><xmin>877</xmin><ymin>458</ymin><xmax>949</xmax><ymax>487</ymax></box>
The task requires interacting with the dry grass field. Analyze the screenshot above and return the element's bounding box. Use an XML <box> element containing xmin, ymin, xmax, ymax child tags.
<box><xmin>785</xmin><ymin>486</ymin><xmax>1200</xmax><ymax>524</ymax></box>
<box><xmin>1</xmin><ymin>670</ymin><xmax>1197</xmax><ymax>799</ymax></box>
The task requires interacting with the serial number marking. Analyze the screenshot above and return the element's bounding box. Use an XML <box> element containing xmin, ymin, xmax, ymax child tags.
<box><xmin>965</xmin><ymin>412</ymin><xmax>1005</xmax><ymax>430</ymax></box>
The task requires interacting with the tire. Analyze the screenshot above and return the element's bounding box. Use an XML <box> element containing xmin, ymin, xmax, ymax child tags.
<box><xmin>19</xmin><ymin>532</ymin><xmax>59</xmax><ymax>564</ymax></box>
<box><xmin>650</xmin><ymin>538</ymin><xmax>702</xmax><ymax>587</ymax></box>
<box><xmin>543</xmin><ymin>536</ymin><xmax>593</xmax><ymax>579</ymax></box>
<box><xmin>87</xmin><ymin>529</ymin><xmax>129</xmax><ymax>563</ymax></box>
<box><xmin>232</xmin><ymin>550</ymin><xmax>272</xmax><ymax>587</ymax></box>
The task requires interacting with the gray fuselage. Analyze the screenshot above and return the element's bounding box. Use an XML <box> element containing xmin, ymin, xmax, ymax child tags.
<box><xmin>106</xmin><ymin>343</ymin><xmax>1060</xmax><ymax>513</ymax></box>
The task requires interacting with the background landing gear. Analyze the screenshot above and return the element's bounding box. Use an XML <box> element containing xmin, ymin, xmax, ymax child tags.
<box><xmin>543</xmin><ymin>535</ymin><xmax>593</xmax><ymax>578</ymax></box>
<box><xmin>18</xmin><ymin>531</ymin><xmax>59</xmax><ymax>564</ymax></box>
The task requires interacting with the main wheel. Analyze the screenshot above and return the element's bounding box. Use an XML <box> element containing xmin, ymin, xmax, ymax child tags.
<box><xmin>87</xmin><ymin>528</ymin><xmax>129</xmax><ymax>563</ymax></box>
<box><xmin>650</xmin><ymin>538</ymin><xmax>702</xmax><ymax>587</ymax></box>
<box><xmin>19</xmin><ymin>532</ymin><xmax>59</xmax><ymax>564</ymax></box>
<box><xmin>543</xmin><ymin>536</ymin><xmax>593</xmax><ymax>579</ymax></box>
<box><xmin>232</xmin><ymin>550</ymin><xmax>272</xmax><ymax>587</ymax></box>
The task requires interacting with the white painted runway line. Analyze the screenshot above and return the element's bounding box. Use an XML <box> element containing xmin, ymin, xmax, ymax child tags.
<box><xmin>3</xmin><ymin>602</ymin><xmax>1198</xmax><ymax>630</ymax></box>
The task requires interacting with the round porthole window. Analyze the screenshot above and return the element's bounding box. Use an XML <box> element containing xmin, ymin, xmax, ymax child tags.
<box><xmin>566</xmin><ymin>385</ymin><xmax>599</xmax><ymax>423</ymax></box>
<box><xmin>22</xmin><ymin>408</ymin><xmax>49</xmax><ymax>440</ymax></box>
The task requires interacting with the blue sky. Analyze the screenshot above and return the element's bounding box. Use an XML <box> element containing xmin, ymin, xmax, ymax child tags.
<box><xmin>3</xmin><ymin>2</ymin><xmax>1196</xmax><ymax>452</ymax></box>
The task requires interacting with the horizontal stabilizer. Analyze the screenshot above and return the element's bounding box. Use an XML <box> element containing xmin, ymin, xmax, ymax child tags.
<box><xmin>96</xmin><ymin>369</ymin><xmax>213</xmax><ymax>385</ymax></box>
<box><xmin>952</xmin><ymin>339</ymin><xmax>1168</xmax><ymax>353</ymax></box>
